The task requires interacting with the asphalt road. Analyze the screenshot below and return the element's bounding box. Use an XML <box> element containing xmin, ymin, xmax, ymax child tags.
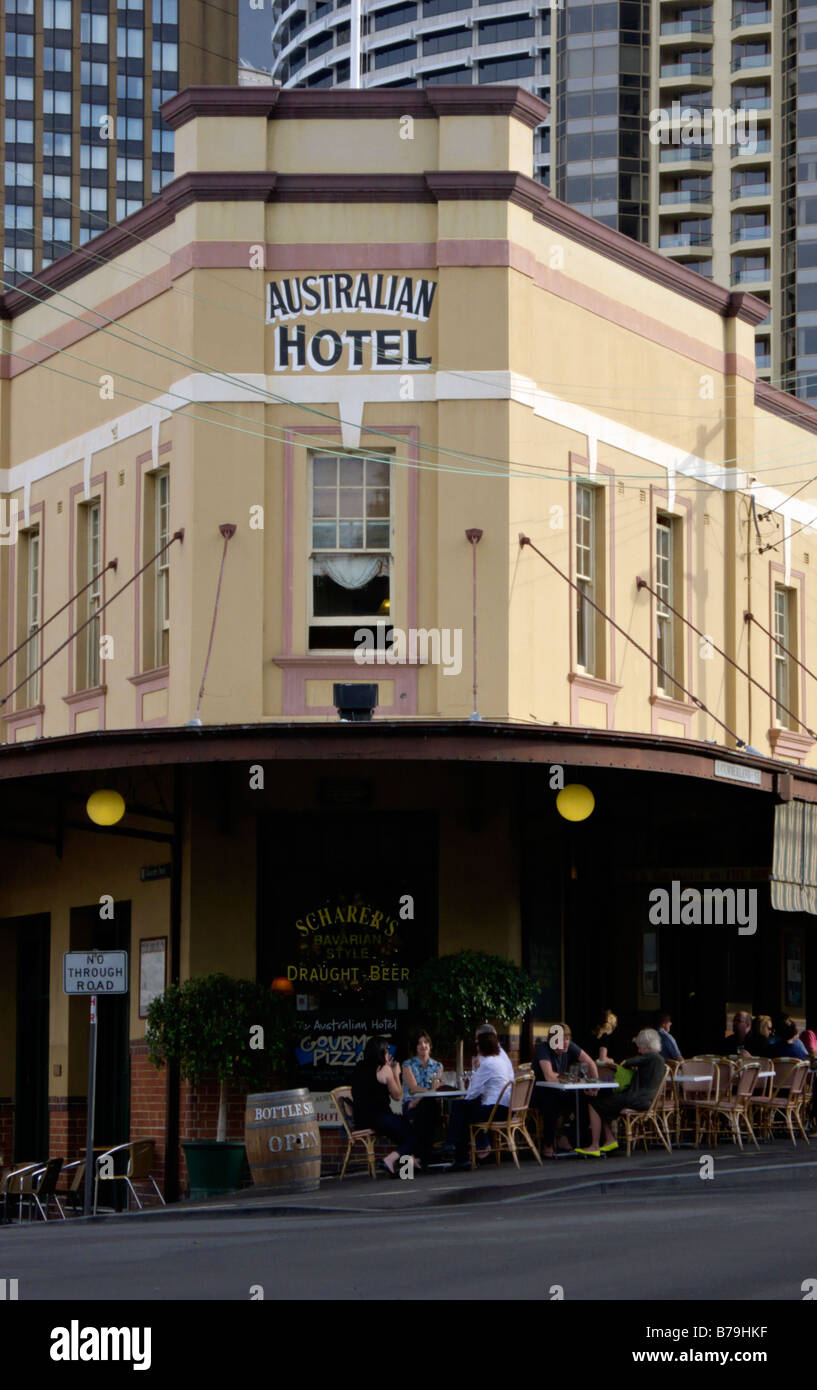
<box><xmin>1</xmin><ymin>1173</ymin><xmax>816</xmax><ymax>1302</ymax></box>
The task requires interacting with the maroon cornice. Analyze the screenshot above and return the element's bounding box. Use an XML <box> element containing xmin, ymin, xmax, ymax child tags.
<box><xmin>160</xmin><ymin>84</ymin><xmax>550</xmax><ymax>131</ymax></box>
<box><xmin>0</xmin><ymin>169</ymin><xmax>773</xmax><ymax>332</ymax></box>
<box><xmin>0</xmin><ymin>197</ymin><xmax>177</xmax><ymax>318</ymax></box>
<box><xmin>424</xmin><ymin>86</ymin><xmax>549</xmax><ymax>128</ymax></box>
<box><xmin>425</xmin><ymin>170</ymin><xmax>544</xmax><ymax>213</ymax></box>
<box><xmin>274</xmin><ymin>173</ymin><xmax>432</xmax><ymax>203</ymax></box>
<box><xmin>755</xmin><ymin>379</ymin><xmax>817</xmax><ymax>436</ymax></box>
<box><xmin>531</xmin><ymin>190</ymin><xmax>768</xmax><ymax>325</ymax></box>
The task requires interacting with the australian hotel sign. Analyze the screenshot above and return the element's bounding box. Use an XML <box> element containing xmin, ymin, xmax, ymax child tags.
<box><xmin>267</xmin><ymin>272</ymin><xmax>437</xmax><ymax>372</ymax></box>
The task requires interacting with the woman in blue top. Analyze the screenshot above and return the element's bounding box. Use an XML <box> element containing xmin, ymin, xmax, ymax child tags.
<box><xmin>402</xmin><ymin>1030</ymin><xmax>443</xmax><ymax>1166</ymax></box>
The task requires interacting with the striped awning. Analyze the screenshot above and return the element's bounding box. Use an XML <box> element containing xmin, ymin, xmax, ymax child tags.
<box><xmin>771</xmin><ymin>801</ymin><xmax>817</xmax><ymax>914</ymax></box>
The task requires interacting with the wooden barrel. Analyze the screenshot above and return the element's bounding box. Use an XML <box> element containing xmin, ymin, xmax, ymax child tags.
<box><xmin>244</xmin><ymin>1090</ymin><xmax>322</xmax><ymax>1192</ymax></box>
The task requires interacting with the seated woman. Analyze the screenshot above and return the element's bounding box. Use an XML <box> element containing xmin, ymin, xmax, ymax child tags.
<box><xmin>577</xmin><ymin>1028</ymin><xmax>667</xmax><ymax>1157</ymax></box>
<box><xmin>443</xmin><ymin>1031</ymin><xmax>511</xmax><ymax>1170</ymax></box>
<box><xmin>351</xmin><ymin>1037</ymin><xmax>421</xmax><ymax>1177</ymax></box>
<box><xmin>534</xmin><ymin>1023</ymin><xmax>598</xmax><ymax>1158</ymax></box>
<box><xmin>402</xmin><ymin>1029</ymin><xmax>443</xmax><ymax>1165</ymax></box>
<box><xmin>582</xmin><ymin>1010</ymin><xmax>619</xmax><ymax>1065</ymax></box>
<box><xmin>741</xmin><ymin>1014</ymin><xmax>773</xmax><ymax>1058</ymax></box>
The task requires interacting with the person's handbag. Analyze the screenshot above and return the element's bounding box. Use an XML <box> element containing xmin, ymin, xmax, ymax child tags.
<box><xmin>614</xmin><ymin>1065</ymin><xmax>633</xmax><ymax>1091</ymax></box>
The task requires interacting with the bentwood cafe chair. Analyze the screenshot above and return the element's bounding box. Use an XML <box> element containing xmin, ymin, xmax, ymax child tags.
<box><xmin>331</xmin><ymin>1087</ymin><xmax>377</xmax><ymax>1181</ymax></box>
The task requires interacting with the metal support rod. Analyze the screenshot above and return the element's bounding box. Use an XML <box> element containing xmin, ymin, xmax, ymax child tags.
<box><xmin>83</xmin><ymin>995</ymin><xmax>98</xmax><ymax>1216</ymax></box>
<box><xmin>465</xmin><ymin>528</ymin><xmax>483</xmax><ymax>719</ymax></box>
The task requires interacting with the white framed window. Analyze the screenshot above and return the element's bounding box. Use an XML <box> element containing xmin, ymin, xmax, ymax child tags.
<box><xmin>308</xmin><ymin>452</ymin><xmax>391</xmax><ymax>650</ymax></box>
<box><xmin>6</xmin><ymin>75</ymin><xmax>34</xmax><ymax>101</ymax></box>
<box><xmin>20</xmin><ymin>527</ymin><xmax>41</xmax><ymax>708</ymax></box>
<box><xmin>656</xmin><ymin>516</ymin><xmax>677</xmax><ymax>694</ymax></box>
<box><xmin>576</xmin><ymin>482</ymin><xmax>598</xmax><ymax>674</ymax></box>
<box><xmin>774</xmin><ymin>584</ymin><xmax>795</xmax><ymax>727</ymax></box>
<box><xmin>155</xmin><ymin>470</ymin><xmax>170</xmax><ymax>668</ymax></box>
<box><xmin>5</xmin><ymin>162</ymin><xmax>34</xmax><ymax>187</ymax></box>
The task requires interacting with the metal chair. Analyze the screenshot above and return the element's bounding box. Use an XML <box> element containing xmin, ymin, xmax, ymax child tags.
<box><xmin>469</xmin><ymin>1072</ymin><xmax>542</xmax><ymax>1170</ymax></box>
<box><xmin>619</xmin><ymin>1067</ymin><xmax>672</xmax><ymax>1155</ymax></box>
<box><xmin>748</xmin><ymin>1059</ymin><xmax>810</xmax><ymax>1145</ymax></box>
<box><xmin>695</xmin><ymin>1061</ymin><xmax>761</xmax><ymax>1150</ymax></box>
<box><xmin>675</xmin><ymin>1059</ymin><xmax>719</xmax><ymax>1146</ymax></box>
<box><xmin>1</xmin><ymin>1163</ymin><xmax>41</xmax><ymax>1224</ymax></box>
<box><xmin>331</xmin><ymin>1086</ymin><xmax>377</xmax><ymax>1181</ymax></box>
<box><xmin>58</xmin><ymin>1160</ymin><xmax>87</xmax><ymax>1216</ymax></box>
<box><xmin>11</xmin><ymin>1158</ymin><xmax>65</xmax><ymax>1222</ymax></box>
<box><xmin>94</xmin><ymin>1140</ymin><xmax>165</xmax><ymax>1213</ymax></box>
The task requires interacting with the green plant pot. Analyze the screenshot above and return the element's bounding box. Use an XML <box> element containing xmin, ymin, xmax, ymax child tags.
<box><xmin>181</xmin><ymin>1141</ymin><xmax>247</xmax><ymax>1199</ymax></box>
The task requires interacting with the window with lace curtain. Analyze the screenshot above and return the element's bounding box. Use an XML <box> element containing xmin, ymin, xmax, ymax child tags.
<box><xmin>309</xmin><ymin>452</ymin><xmax>391</xmax><ymax>650</ymax></box>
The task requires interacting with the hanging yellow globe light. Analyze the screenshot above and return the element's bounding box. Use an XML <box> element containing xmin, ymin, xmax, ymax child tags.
<box><xmin>86</xmin><ymin>789</ymin><xmax>126</xmax><ymax>826</ymax></box>
<box><xmin>556</xmin><ymin>784</ymin><xmax>595</xmax><ymax>822</ymax></box>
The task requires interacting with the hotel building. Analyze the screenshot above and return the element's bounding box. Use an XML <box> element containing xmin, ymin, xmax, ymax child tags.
<box><xmin>0</xmin><ymin>86</ymin><xmax>815</xmax><ymax>1192</ymax></box>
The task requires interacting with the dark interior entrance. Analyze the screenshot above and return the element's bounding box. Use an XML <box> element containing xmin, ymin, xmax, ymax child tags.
<box><xmin>14</xmin><ymin>914</ymin><xmax>50</xmax><ymax>1162</ymax></box>
<box><xmin>70</xmin><ymin>902</ymin><xmax>131</xmax><ymax>1148</ymax></box>
<box><xmin>258</xmin><ymin>809</ymin><xmax>438</xmax><ymax>1089</ymax></box>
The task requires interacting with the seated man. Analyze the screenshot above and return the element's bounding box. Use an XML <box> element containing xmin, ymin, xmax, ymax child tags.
<box><xmin>768</xmin><ymin>1019</ymin><xmax>809</xmax><ymax>1060</ymax></box>
<box><xmin>534</xmin><ymin>1023</ymin><xmax>598</xmax><ymax>1157</ymax></box>
<box><xmin>444</xmin><ymin>1032</ymin><xmax>510</xmax><ymax>1171</ymax></box>
<box><xmin>577</xmin><ymin>1028</ymin><xmax>667</xmax><ymax>1157</ymax></box>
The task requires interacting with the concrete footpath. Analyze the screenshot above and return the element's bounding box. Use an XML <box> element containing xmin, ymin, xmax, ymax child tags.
<box><xmin>92</xmin><ymin>1139</ymin><xmax>817</xmax><ymax>1223</ymax></box>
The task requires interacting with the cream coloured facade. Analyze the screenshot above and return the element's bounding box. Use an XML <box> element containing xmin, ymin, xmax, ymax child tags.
<box><xmin>1</xmin><ymin>85</ymin><xmax>817</xmax><ymax>1189</ymax></box>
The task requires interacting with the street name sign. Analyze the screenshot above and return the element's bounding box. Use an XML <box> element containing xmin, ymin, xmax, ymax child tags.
<box><xmin>63</xmin><ymin>951</ymin><xmax>128</xmax><ymax>995</ymax></box>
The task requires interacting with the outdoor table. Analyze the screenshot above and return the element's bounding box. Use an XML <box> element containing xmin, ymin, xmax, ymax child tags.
<box><xmin>674</xmin><ymin>1075</ymin><xmax>714</xmax><ymax>1084</ymax></box>
<box><xmin>536</xmin><ymin>1080</ymin><xmax>618</xmax><ymax>1150</ymax></box>
<box><xmin>407</xmin><ymin>1090</ymin><xmax>467</xmax><ymax>1167</ymax></box>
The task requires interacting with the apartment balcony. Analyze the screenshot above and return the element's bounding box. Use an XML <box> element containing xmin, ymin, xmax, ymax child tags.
<box><xmin>755</xmin><ymin>353</ymin><xmax>772</xmax><ymax>369</ymax></box>
<box><xmin>731</xmin><ymin>266</ymin><xmax>770</xmax><ymax>285</ymax></box>
<box><xmin>731</xmin><ymin>224</ymin><xmax>770</xmax><ymax>243</ymax></box>
<box><xmin>731</xmin><ymin>52</ymin><xmax>771</xmax><ymax>72</ymax></box>
<box><xmin>660</xmin><ymin>19</ymin><xmax>713</xmax><ymax>37</ymax></box>
<box><xmin>660</xmin><ymin>59</ymin><xmax>713</xmax><ymax>81</ymax></box>
<box><xmin>731</xmin><ymin>181</ymin><xmax>771</xmax><ymax>202</ymax></box>
<box><xmin>659</xmin><ymin>146</ymin><xmax>713</xmax><ymax>164</ymax></box>
<box><xmin>732</xmin><ymin>9</ymin><xmax>771</xmax><ymax>27</ymax></box>
<box><xmin>659</xmin><ymin>231</ymin><xmax>712</xmax><ymax>248</ymax></box>
<box><xmin>734</xmin><ymin>94</ymin><xmax>770</xmax><ymax>110</ymax></box>
<box><xmin>730</xmin><ymin>139</ymin><xmax>771</xmax><ymax>158</ymax></box>
<box><xmin>659</xmin><ymin>188</ymin><xmax>713</xmax><ymax>209</ymax></box>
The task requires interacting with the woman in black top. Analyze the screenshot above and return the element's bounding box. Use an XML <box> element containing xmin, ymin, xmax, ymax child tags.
<box><xmin>351</xmin><ymin>1037</ymin><xmax>421</xmax><ymax>1177</ymax></box>
<box><xmin>578</xmin><ymin>1028</ymin><xmax>667</xmax><ymax>1157</ymax></box>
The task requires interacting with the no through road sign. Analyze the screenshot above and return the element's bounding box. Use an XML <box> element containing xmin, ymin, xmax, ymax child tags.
<box><xmin>63</xmin><ymin>950</ymin><xmax>128</xmax><ymax>995</ymax></box>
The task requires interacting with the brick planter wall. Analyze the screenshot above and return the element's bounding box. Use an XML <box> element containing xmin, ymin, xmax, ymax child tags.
<box><xmin>130</xmin><ymin>1041</ymin><xmax>168</xmax><ymax>1192</ymax></box>
<box><xmin>48</xmin><ymin>1097</ymin><xmax>87</xmax><ymax>1160</ymax></box>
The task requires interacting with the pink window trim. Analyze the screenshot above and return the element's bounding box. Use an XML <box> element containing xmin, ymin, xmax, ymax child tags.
<box><xmin>649</xmin><ymin>692</ymin><xmax>695</xmax><ymax>738</ymax></box>
<box><xmin>132</xmin><ymin>442</ymin><xmax>172</xmax><ymax>725</ymax></box>
<box><xmin>67</xmin><ymin>474</ymin><xmax>107</xmax><ymax>709</ymax></box>
<box><xmin>62</xmin><ymin>687</ymin><xmax>107</xmax><ymax>733</ymax></box>
<box><xmin>568</xmin><ymin>452</ymin><xmax>618</xmax><ymax>727</ymax></box>
<box><xmin>4</xmin><ymin>499</ymin><xmax>45</xmax><ymax>732</ymax></box>
<box><xmin>650</xmin><ymin>488</ymin><xmax>694</xmax><ymax>723</ymax></box>
<box><xmin>127</xmin><ymin>667</ymin><xmax>170</xmax><ymax>727</ymax></box>
<box><xmin>276</xmin><ymin>424</ymin><xmax>419</xmax><ymax>717</ymax></box>
<box><xmin>2</xmin><ymin>705</ymin><xmax>44</xmax><ymax>740</ymax></box>
<box><xmin>274</xmin><ymin>655</ymin><xmax>417</xmax><ymax>716</ymax></box>
<box><xmin>768</xmin><ymin>561</ymin><xmax>807</xmax><ymax>742</ymax></box>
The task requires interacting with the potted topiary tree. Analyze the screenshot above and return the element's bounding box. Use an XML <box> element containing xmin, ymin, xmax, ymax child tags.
<box><xmin>409</xmin><ymin>950</ymin><xmax>538</xmax><ymax>1084</ymax></box>
<box><xmin>147</xmin><ymin>973</ymin><xmax>291</xmax><ymax>1198</ymax></box>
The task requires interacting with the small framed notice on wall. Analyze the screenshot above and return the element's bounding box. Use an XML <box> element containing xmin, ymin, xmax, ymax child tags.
<box><xmin>139</xmin><ymin>937</ymin><xmax>167</xmax><ymax>1017</ymax></box>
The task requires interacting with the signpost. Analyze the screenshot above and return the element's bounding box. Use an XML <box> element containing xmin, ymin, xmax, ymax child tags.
<box><xmin>63</xmin><ymin>951</ymin><xmax>128</xmax><ymax>1215</ymax></box>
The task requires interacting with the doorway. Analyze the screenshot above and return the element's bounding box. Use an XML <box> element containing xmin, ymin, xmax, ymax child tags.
<box><xmin>14</xmin><ymin>914</ymin><xmax>50</xmax><ymax>1162</ymax></box>
<box><xmin>69</xmin><ymin>903</ymin><xmax>131</xmax><ymax>1148</ymax></box>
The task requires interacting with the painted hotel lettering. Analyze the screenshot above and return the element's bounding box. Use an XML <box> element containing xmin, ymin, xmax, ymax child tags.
<box><xmin>266</xmin><ymin>273</ymin><xmax>437</xmax><ymax>373</ymax></box>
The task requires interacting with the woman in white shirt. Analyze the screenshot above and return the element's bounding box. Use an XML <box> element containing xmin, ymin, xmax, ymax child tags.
<box><xmin>444</xmin><ymin>1032</ymin><xmax>511</xmax><ymax>1170</ymax></box>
